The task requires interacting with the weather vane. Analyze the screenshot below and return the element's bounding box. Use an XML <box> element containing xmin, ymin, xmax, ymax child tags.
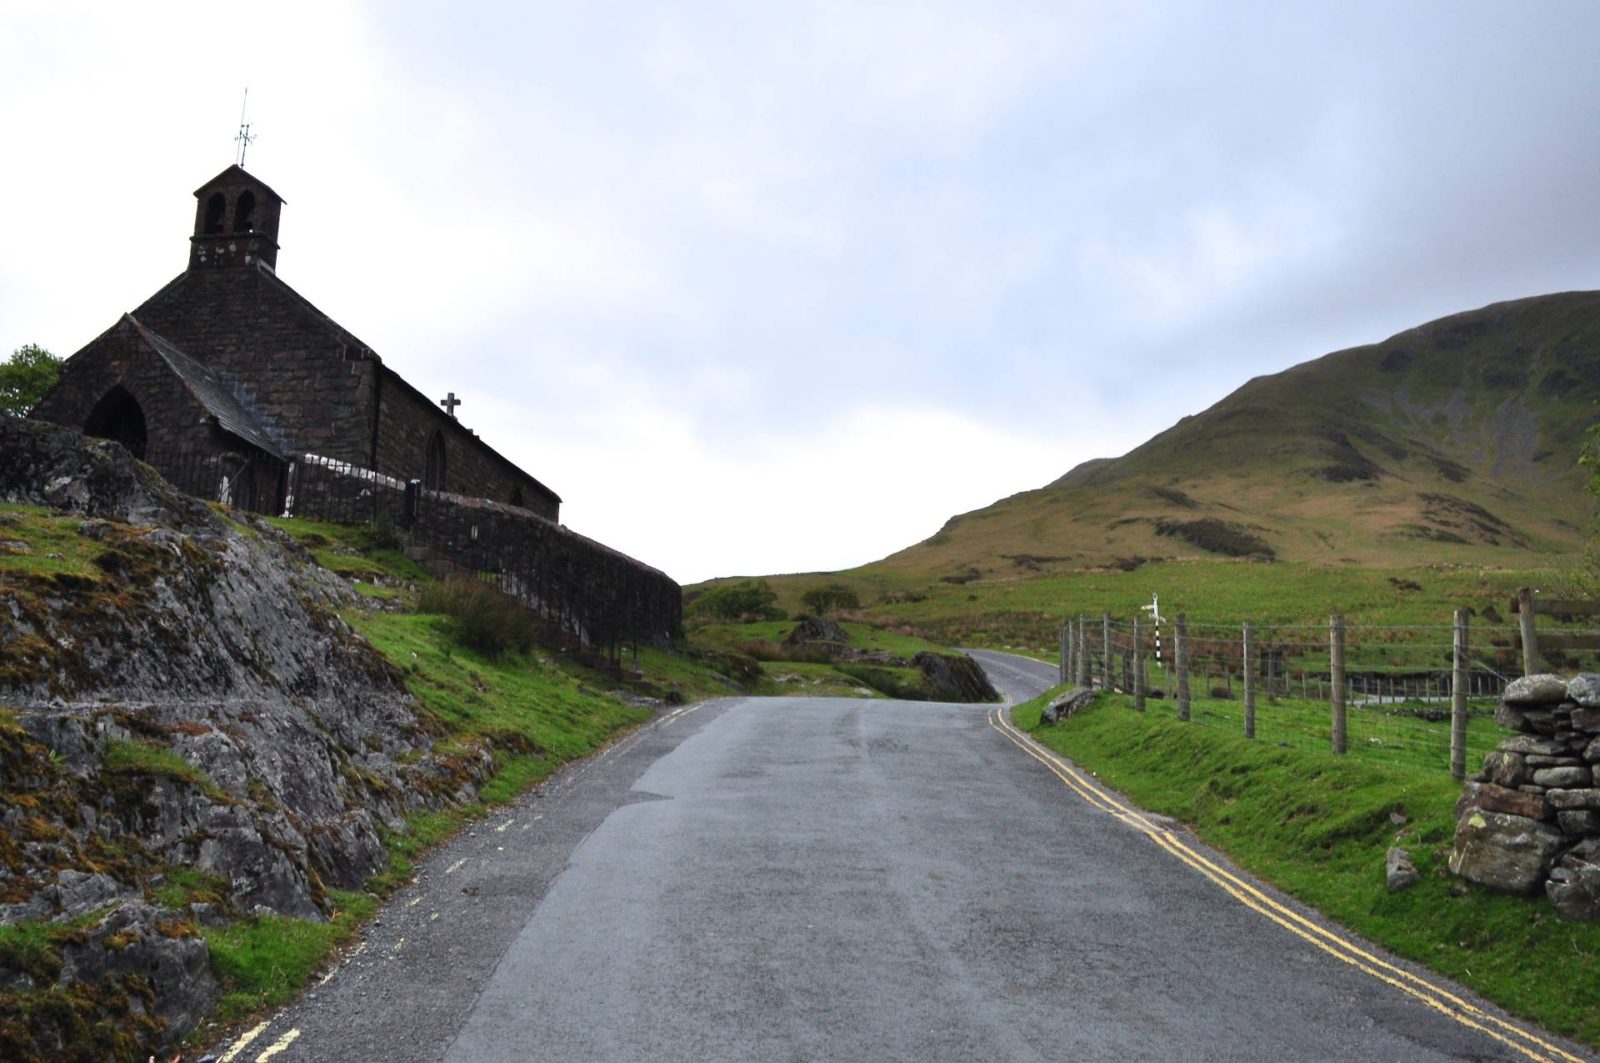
<box><xmin>234</xmin><ymin>88</ymin><xmax>255</xmax><ymax>168</ymax></box>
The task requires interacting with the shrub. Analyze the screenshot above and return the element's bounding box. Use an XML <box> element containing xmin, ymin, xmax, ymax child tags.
<box><xmin>416</xmin><ymin>578</ymin><xmax>537</xmax><ymax>660</ymax></box>
<box><xmin>799</xmin><ymin>584</ymin><xmax>860</xmax><ymax>616</ymax></box>
<box><xmin>691</xmin><ymin>579</ymin><xmax>784</xmax><ymax>621</ymax></box>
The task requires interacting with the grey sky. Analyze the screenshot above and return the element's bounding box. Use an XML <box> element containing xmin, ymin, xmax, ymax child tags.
<box><xmin>4</xmin><ymin>2</ymin><xmax>1599</xmax><ymax>583</ymax></box>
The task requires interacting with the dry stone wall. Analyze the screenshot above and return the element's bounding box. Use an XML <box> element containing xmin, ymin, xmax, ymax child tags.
<box><xmin>1451</xmin><ymin>673</ymin><xmax>1600</xmax><ymax>920</ymax></box>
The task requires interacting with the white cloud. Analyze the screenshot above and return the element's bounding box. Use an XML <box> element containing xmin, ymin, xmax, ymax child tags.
<box><xmin>7</xmin><ymin>1</ymin><xmax>1600</xmax><ymax>584</ymax></box>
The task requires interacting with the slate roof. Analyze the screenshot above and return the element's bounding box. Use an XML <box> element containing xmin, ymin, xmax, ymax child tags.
<box><xmin>125</xmin><ymin>315</ymin><xmax>289</xmax><ymax>460</ymax></box>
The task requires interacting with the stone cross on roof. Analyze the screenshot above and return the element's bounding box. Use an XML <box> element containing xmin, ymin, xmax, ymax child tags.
<box><xmin>440</xmin><ymin>392</ymin><xmax>461</xmax><ymax>418</ymax></box>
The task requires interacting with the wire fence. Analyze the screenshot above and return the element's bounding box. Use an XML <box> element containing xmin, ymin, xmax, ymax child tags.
<box><xmin>1057</xmin><ymin>606</ymin><xmax>1600</xmax><ymax>777</ymax></box>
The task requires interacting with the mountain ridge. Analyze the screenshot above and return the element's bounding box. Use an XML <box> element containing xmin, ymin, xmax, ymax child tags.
<box><xmin>876</xmin><ymin>289</ymin><xmax>1600</xmax><ymax>578</ymax></box>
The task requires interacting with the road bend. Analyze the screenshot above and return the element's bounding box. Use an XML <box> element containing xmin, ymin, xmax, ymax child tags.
<box><xmin>233</xmin><ymin>656</ymin><xmax>1591</xmax><ymax>1062</ymax></box>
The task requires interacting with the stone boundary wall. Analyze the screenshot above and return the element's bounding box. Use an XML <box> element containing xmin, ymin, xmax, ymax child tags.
<box><xmin>289</xmin><ymin>455</ymin><xmax>681</xmax><ymax>649</ymax></box>
<box><xmin>1450</xmin><ymin>673</ymin><xmax>1600</xmax><ymax>920</ymax></box>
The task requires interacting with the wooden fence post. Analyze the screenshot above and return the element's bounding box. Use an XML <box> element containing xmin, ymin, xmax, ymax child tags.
<box><xmin>1102</xmin><ymin>612</ymin><xmax>1113</xmax><ymax>692</ymax></box>
<box><xmin>1451</xmin><ymin>610</ymin><xmax>1469</xmax><ymax>780</ymax></box>
<box><xmin>1077</xmin><ymin>615</ymin><xmax>1091</xmax><ymax>688</ymax></box>
<box><xmin>1176</xmin><ymin>613</ymin><xmax>1190</xmax><ymax>721</ymax></box>
<box><xmin>1059</xmin><ymin>622</ymin><xmax>1069</xmax><ymax>685</ymax></box>
<box><xmin>1243</xmin><ymin>621</ymin><xmax>1255</xmax><ymax>739</ymax></box>
<box><xmin>1133</xmin><ymin>614</ymin><xmax>1146</xmax><ymax>711</ymax></box>
<box><xmin>1518</xmin><ymin>586</ymin><xmax>1538</xmax><ymax>676</ymax></box>
<box><xmin>1330</xmin><ymin>614</ymin><xmax>1347</xmax><ymax>754</ymax></box>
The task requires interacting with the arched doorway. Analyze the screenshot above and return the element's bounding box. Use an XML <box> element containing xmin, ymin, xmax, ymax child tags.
<box><xmin>423</xmin><ymin>431</ymin><xmax>447</xmax><ymax>490</ymax></box>
<box><xmin>84</xmin><ymin>386</ymin><xmax>148</xmax><ymax>459</ymax></box>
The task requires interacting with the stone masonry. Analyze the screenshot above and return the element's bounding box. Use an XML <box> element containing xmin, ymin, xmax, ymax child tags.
<box><xmin>32</xmin><ymin>164</ymin><xmax>560</xmax><ymax>521</ymax></box>
<box><xmin>1450</xmin><ymin>673</ymin><xmax>1600</xmax><ymax>920</ymax></box>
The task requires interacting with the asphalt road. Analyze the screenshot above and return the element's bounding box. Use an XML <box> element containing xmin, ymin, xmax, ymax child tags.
<box><xmin>227</xmin><ymin>656</ymin><xmax>1590</xmax><ymax>1063</ymax></box>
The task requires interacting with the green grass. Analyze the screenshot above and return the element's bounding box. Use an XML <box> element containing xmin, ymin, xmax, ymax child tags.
<box><xmin>1131</xmin><ymin>689</ymin><xmax>1504</xmax><ymax>774</ymax></box>
<box><xmin>1014</xmin><ymin>691</ymin><xmax>1600</xmax><ymax>1048</ymax></box>
<box><xmin>0</xmin><ymin>503</ymin><xmax>116</xmax><ymax>581</ymax></box>
<box><xmin>690</xmin><ymin>618</ymin><xmax>955</xmax><ymax>660</ymax></box>
<box><xmin>682</xmin><ymin>617</ymin><xmax>966</xmax><ymax>698</ymax></box>
<box><xmin>0</xmin><ymin>921</ymin><xmax>65</xmax><ymax>984</ymax></box>
<box><xmin>205</xmin><ymin>889</ymin><xmax>377</xmax><ymax>1022</ymax></box>
<box><xmin>103</xmin><ymin>738</ymin><xmax>226</xmax><ymax>799</ymax></box>
<box><xmin>706</xmin><ymin>558</ymin><xmax>1578</xmax><ymax>676</ymax></box>
<box><xmin>147</xmin><ymin>867</ymin><xmax>227</xmax><ymax>911</ymax></box>
<box><xmin>264</xmin><ymin>516</ymin><xmax>428</xmax><ymax>583</ymax></box>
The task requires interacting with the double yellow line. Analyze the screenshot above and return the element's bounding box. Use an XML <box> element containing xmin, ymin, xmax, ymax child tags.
<box><xmin>986</xmin><ymin>706</ymin><xmax>1589</xmax><ymax>1063</ymax></box>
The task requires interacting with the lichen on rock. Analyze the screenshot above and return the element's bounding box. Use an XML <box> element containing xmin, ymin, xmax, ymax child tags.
<box><xmin>0</xmin><ymin>416</ymin><xmax>494</xmax><ymax>1053</ymax></box>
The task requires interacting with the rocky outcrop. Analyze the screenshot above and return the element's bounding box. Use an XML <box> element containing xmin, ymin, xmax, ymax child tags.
<box><xmin>912</xmin><ymin>652</ymin><xmax>1000</xmax><ymax>703</ymax></box>
<box><xmin>1450</xmin><ymin>673</ymin><xmax>1600</xmax><ymax>917</ymax></box>
<box><xmin>1385</xmin><ymin>847</ymin><xmax>1420</xmax><ymax>893</ymax></box>
<box><xmin>0</xmin><ymin>416</ymin><xmax>494</xmax><ymax>1053</ymax></box>
<box><xmin>785</xmin><ymin>616</ymin><xmax>851</xmax><ymax>646</ymax></box>
<box><xmin>1041</xmin><ymin>687</ymin><xmax>1097</xmax><ymax>725</ymax></box>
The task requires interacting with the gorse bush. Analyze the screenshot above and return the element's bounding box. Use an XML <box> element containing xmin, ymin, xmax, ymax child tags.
<box><xmin>416</xmin><ymin>578</ymin><xmax>538</xmax><ymax>659</ymax></box>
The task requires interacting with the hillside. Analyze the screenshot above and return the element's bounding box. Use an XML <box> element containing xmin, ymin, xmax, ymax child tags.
<box><xmin>879</xmin><ymin>290</ymin><xmax>1600</xmax><ymax>579</ymax></box>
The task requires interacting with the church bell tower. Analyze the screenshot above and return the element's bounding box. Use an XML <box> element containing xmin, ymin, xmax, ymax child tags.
<box><xmin>188</xmin><ymin>165</ymin><xmax>285</xmax><ymax>272</ymax></box>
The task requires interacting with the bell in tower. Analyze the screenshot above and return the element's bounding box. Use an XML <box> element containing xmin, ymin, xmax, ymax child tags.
<box><xmin>188</xmin><ymin>165</ymin><xmax>285</xmax><ymax>272</ymax></box>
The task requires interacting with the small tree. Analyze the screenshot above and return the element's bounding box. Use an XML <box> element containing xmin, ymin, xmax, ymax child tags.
<box><xmin>692</xmin><ymin>579</ymin><xmax>785</xmax><ymax>622</ymax></box>
<box><xmin>799</xmin><ymin>583</ymin><xmax>860</xmax><ymax>617</ymax></box>
<box><xmin>0</xmin><ymin>344</ymin><xmax>61</xmax><ymax>416</ymax></box>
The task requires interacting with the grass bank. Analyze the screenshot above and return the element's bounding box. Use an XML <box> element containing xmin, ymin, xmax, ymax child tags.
<box><xmin>1012</xmin><ymin>690</ymin><xmax>1600</xmax><ymax>1048</ymax></box>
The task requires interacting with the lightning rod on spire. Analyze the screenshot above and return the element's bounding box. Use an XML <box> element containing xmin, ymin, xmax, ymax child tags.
<box><xmin>234</xmin><ymin>88</ymin><xmax>256</xmax><ymax>168</ymax></box>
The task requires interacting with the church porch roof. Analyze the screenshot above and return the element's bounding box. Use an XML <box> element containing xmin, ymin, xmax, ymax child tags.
<box><xmin>124</xmin><ymin>315</ymin><xmax>289</xmax><ymax>460</ymax></box>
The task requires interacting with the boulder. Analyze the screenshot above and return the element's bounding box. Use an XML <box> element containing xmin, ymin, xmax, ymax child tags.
<box><xmin>1573</xmin><ymin>707</ymin><xmax>1600</xmax><ymax>732</ymax></box>
<box><xmin>1587</xmin><ymin>736</ymin><xmax>1600</xmax><ymax>763</ymax></box>
<box><xmin>1481</xmin><ymin>750</ymin><xmax>1526</xmax><ymax>789</ymax></box>
<box><xmin>1041</xmin><ymin>688</ymin><xmax>1098</xmax><ymax>725</ymax></box>
<box><xmin>1504</xmin><ymin>674</ymin><xmax>1573</xmax><ymax>706</ymax></box>
<box><xmin>912</xmin><ymin>652</ymin><xmax>1001</xmax><ymax>703</ymax></box>
<box><xmin>1385</xmin><ymin>847</ymin><xmax>1420</xmax><ymax>893</ymax></box>
<box><xmin>1556</xmin><ymin>810</ymin><xmax>1600</xmax><ymax>836</ymax></box>
<box><xmin>1449</xmin><ymin>809</ymin><xmax>1567</xmax><ymax>894</ymax></box>
<box><xmin>1501</xmin><ymin>734</ymin><xmax>1569</xmax><ymax>756</ymax></box>
<box><xmin>1455</xmin><ymin>781</ymin><xmax>1547</xmax><ymax>822</ymax></box>
<box><xmin>784</xmin><ymin>616</ymin><xmax>851</xmax><ymax>645</ymax></box>
<box><xmin>56</xmin><ymin>902</ymin><xmax>217</xmax><ymax>1051</ymax></box>
<box><xmin>1545</xmin><ymin>839</ymin><xmax>1600</xmax><ymax>921</ymax></box>
<box><xmin>1524</xmin><ymin>754</ymin><xmax>1585</xmax><ymax>767</ymax></box>
<box><xmin>1531</xmin><ymin>766</ymin><xmax>1593</xmax><ymax>789</ymax></box>
<box><xmin>1568</xmin><ymin>673</ymin><xmax>1600</xmax><ymax>709</ymax></box>
<box><xmin>1546</xmin><ymin>788</ymin><xmax>1600</xmax><ymax>812</ymax></box>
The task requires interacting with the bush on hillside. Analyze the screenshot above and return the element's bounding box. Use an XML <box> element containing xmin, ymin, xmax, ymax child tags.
<box><xmin>692</xmin><ymin>579</ymin><xmax>785</xmax><ymax>622</ymax></box>
<box><xmin>417</xmin><ymin>578</ymin><xmax>538</xmax><ymax>660</ymax></box>
<box><xmin>798</xmin><ymin>583</ymin><xmax>860</xmax><ymax>616</ymax></box>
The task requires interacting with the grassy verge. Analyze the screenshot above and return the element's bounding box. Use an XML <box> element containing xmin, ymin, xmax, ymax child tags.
<box><xmin>1013</xmin><ymin>690</ymin><xmax>1600</xmax><ymax>1048</ymax></box>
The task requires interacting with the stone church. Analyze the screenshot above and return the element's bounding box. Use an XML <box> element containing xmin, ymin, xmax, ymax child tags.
<box><xmin>33</xmin><ymin>165</ymin><xmax>560</xmax><ymax>521</ymax></box>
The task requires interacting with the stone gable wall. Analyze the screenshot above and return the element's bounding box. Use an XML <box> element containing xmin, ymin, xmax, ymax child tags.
<box><xmin>34</xmin><ymin>321</ymin><xmax>222</xmax><ymax>470</ymax></box>
<box><xmin>130</xmin><ymin>268</ymin><xmax>377</xmax><ymax>463</ymax></box>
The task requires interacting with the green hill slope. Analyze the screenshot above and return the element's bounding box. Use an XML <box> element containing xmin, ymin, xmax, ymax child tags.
<box><xmin>880</xmin><ymin>290</ymin><xmax>1600</xmax><ymax>579</ymax></box>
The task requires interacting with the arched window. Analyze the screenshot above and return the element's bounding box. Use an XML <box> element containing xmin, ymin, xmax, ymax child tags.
<box><xmin>234</xmin><ymin>191</ymin><xmax>256</xmax><ymax>233</ymax></box>
<box><xmin>204</xmin><ymin>192</ymin><xmax>226</xmax><ymax>235</ymax></box>
<box><xmin>423</xmin><ymin>431</ymin><xmax>447</xmax><ymax>490</ymax></box>
<box><xmin>84</xmin><ymin>386</ymin><xmax>148</xmax><ymax>460</ymax></box>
